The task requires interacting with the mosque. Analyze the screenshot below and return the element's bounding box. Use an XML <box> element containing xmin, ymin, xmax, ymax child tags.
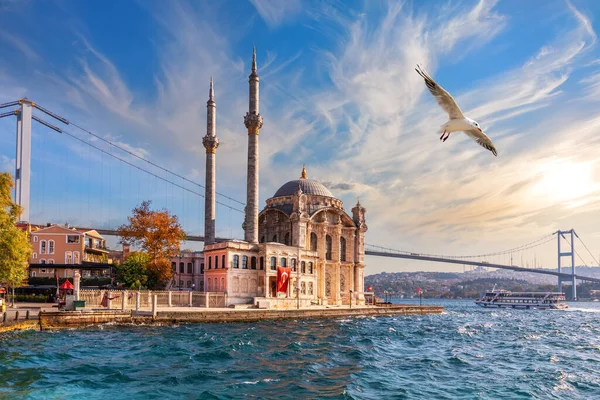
<box><xmin>201</xmin><ymin>49</ymin><xmax>368</xmax><ymax>307</ymax></box>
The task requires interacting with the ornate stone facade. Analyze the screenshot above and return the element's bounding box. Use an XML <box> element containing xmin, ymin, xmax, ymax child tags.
<box><xmin>202</xmin><ymin>49</ymin><xmax>367</xmax><ymax>307</ymax></box>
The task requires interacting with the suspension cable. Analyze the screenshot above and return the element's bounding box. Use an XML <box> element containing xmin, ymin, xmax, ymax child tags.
<box><xmin>560</xmin><ymin>234</ymin><xmax>589</xmax><ymax>267</ymax></box>
<box><xmin>576</xmin><ymin>235</ymin><xmax>600</xmax><ymax>266</ymax></box>
<box><xmin>366</xmin><ymin>234</ymin><xmax>556</xmax><ymax>260</ymax></box>
<box><xmin>55</xmin><ymin>115</ymin><xmax>246</xmax><ymax>206</ymax></box>
<box><xmin>57</xmin><ymin>126</ymin><xmax>245</xmax><ymax>213</ymax></box>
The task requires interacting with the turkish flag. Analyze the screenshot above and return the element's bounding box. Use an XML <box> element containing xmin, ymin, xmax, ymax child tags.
<box><xmin>276</xmin><ymin>266</ymin><xmax>292</xmax><ymax>294</ymax></box>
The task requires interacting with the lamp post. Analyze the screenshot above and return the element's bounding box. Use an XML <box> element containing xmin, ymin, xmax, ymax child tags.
<box><xmin>296</xmin><ymin>286</ymin><xmax>300</xmax><ymax>310</ymax></box>
<box><xmin>416</xmin><ymin>287</ymin><xmax>423</xmax><ymax>307</ymax></box>
<box><xmin>349</xmin><ymin>289</ymin><xmax>353</xmax><ymax>309</ymax></box>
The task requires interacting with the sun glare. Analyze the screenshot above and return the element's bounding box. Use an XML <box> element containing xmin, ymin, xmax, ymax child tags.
<box><xmin>532</xmin><ymin>160</ymin><xmax>596</xmax><ymax>204</ymax></box>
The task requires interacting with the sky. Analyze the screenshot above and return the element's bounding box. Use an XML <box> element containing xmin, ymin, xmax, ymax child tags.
<box><xmin>1</xmin><ymin>0</ymin><xmax>600</xmax><ymax>275</ymax></box>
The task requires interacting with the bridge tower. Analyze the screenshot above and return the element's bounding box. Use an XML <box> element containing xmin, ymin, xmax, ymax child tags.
<box><xmin>556</xmin><ymin>229</ymin><xmax>577</xmax><ymax>300</ymax></box>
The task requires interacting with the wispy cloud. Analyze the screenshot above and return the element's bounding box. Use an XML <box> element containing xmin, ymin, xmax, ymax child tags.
<box><xmin>249</xmin><ymin>0</ymin><xmax>302</xmax><ymax>28</ymax></box>
<box><xmin>0</xmin><ymin>31</ymin><xmax>39</xmax><ymax>60</ymax></box>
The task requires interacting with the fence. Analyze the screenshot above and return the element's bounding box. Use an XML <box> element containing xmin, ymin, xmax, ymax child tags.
<box><xmin>78</xmin><ymin>290</ymin><xmax>226</xmax><ymax>310</ymax></box>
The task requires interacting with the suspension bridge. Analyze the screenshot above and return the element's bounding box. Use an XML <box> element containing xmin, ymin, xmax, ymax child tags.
<box><xmin>2</xmin><ymin>98</ymin><xmax>600</xmax><ymax>300</ymax></box>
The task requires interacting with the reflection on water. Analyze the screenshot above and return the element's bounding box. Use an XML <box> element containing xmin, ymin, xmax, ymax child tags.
<box><xmin>1</xmin><ymin>300</ymin><xmax>600</xmax><ymax>399</ymax></box>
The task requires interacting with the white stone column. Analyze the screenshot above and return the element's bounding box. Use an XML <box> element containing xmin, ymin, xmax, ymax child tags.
<box><xmin>74</xmin><ymin>270</ymin><xmax>81</xmax><ymax>300</ymax></box>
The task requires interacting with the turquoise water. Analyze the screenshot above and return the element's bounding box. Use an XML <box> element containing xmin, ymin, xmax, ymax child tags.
<box><xmin>2</xmin><ymin>300</ymin><xmax>600</xmax><ymax>399</ymax></box>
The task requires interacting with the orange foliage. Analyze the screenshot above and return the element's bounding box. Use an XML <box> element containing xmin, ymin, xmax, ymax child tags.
<box><xmin>118</xmin><ymin>201</ymin><xmax>186</xmax><ymax>285</ymax></box>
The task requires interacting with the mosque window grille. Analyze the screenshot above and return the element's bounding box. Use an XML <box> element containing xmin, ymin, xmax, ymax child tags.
<box><xmin>340</xmin><ymin>237</ymin><xmax>347</xmax><ymax>262</ymax></box>
<box><xmin>242</xmin><ymin>255</ymin><xmax>248</xmax><ymax>269</ymax></box>
<box><xmin>326</xmin><ymin>235</ymin><xmax>332</xmax><ymax>260</ymax></box>
<box><xmin>291</xmin><ymin>258</ymin><xmax>297</xmax><ymax>272</ymax></box>
<box><xmin>179</xmin><ymin>262</ymin><xmax>185</xmax><ymax>273</ymax></box>
<box><xmin>208</xmin><ymin>257</ymin><xmax>212</xmax><ymax>270</ymax></box>
<box><xmin>280</xmin><ymin>258</ymin><xmax>287</xmax><ymax>268</ymax></box>
<box><xmin>270</xmin><ymin>257</ymin><xmax>276</xmax><ymax>271</ymax></box>
<box><xmin>233</xmin><ymin>255</ymin><xmax>240</xmax><ymax>269</ymax></box>
<box><xmin>301</xmin><ymin>261</ymin><xmax>306</xmax><ymax>274</ymax></box>
<box><xmin>308</xmin><ymin>262</ymin><xmax>313</xmax><ymax>274</ymax></box>
<box><xmin>215</xmin><ymin>256</ymin><xmax>219</xmax><ymax>269</ymax></box>
<box><xmin>251</xmin><ymin>256</ymin><xmax>257</xmax><ymax>270</ymax></box>
<box><xmin>260</xmin><ymin>257</ymin><xmax>264</xmax><ymax>270</ymax></box>
<box><xmin>284</xmin><ymin>232</ymin><xmax>290</xmax><ymax>246</ymax></box>
<box><xmin>187</xmin><ymin>262</ymin><xmax>193</xmax><ymax>274</ymax></box>
<box><xmin>222</xmin><ymin>255</ymin><xmax>226</xmax><ymax>269</ymax></box>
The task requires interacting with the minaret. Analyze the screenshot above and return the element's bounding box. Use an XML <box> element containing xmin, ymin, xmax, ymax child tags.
<box><xmin>203</xmin><ymin>77</ymin><xmax>219</xmax><ymax>244</ymax></box>
<box><xmin>243</xmin><ymin>47</ymin><xmax>263</xmax><ymax>243</ymax></box>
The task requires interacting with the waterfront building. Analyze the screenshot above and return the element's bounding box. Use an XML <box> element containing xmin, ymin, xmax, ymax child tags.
<box><xmin>201</xmin><ymin>49</ymin><xmax>368</xmax><ymax>307</ymax></box>
<box><xmin>26</xmin><ymin>224</ymin><xmax>111</xmax><ymax>278</ymax></box>
<box><xmin>169</xmin><ymin>251</ymin><xmax>205</xmax><ymax>291</ymax></box>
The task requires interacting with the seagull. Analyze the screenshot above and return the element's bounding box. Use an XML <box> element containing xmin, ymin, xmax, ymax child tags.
<box><xmin>415</xmin><ymin>64</ymin><xmax>497</xmax><ymax>156</ymax></box>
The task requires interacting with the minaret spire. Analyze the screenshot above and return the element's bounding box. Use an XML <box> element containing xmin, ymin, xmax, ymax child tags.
<box><xmin>243</xmin><ymin>47</ymin><xmax>263</xmax><ymax>243</ymax></box>
<box><xmin>203</xmin><ymin>77</ymin><xmax>219</xmax><ymax>244</ymax></box>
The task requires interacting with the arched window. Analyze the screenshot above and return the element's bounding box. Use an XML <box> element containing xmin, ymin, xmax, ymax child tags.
<box><xmin>214</xmin><ymin>277</ymin><xmax>218</xmax><ymax>291</ymax></box>
<box><xmin>179</xmin><ymin>262</ymin><xmax>184</xmax><ymax>273</ymax></box>
<box><xmin>187</xmin><ymin>262</ymin><xmax>193</xmax><ymax>274</ymax></box>
<box><xmin>207</xmin><ymin>279</ymin><xmax>212</xmax><ymax>292</ymax></box>
<box><xmin>233</xmin><ymin>255</ymin><xmax>239</xmax><ymax>268</ymax></box>
<box><xmin>291</xmin><ymin>258</ymin><xmax>296</xmax><ymax>272</ymax></box>
<box><xmin>48</xmin><ymin>240</ymin><xmax>55</xmax><ymax>254</ymax></box>
<box><xmin>171</xmin><ymin>262</ymin><xmax>176</xmax><ymax>272</ymax></box>
<box><xmin>308</xmin><ymin>262</ymin><xmax>313</xmax><ymax>274</ymax></box>
<box><xmin>187</xmin><ymin>280</ymin><xmax>192</xmax><ymax>288</ymax></box>
<box><xmin>251</xmin><ymin>256</ymin><xmax>257</xmax><ymax>270</ymax></box>
<box><xmin>74</xmin><ymin>252</ymin><xmax>80</xmax><ymax>264</ymax></box>
<box><xmin>208</xmin><ymin>257</ymin><xmax>212</xmax><ymax>270</ymax></box>
<box><xmin>242</xmin><ymin>256</ymin><xmax>248</xmax><ymax>269</ymax></box>
<box><xmin>222</xmin><ymin>255</ymin><xmax>225</xmax><ymax>269</ymax></box>
<box><xmin>280</xmin><ymin>258</ymin><xmax>287</xmax><ymax>267</ymax></box>
<box><xmin>310</xmin><ymin>232</ymin><xmax>318</xmax><ymax>251</ymax></box>
<box><xmin>32</xmin><ymin>253</ymin><xmax>37</xmax><ymax>259</ymax></box>
<box><xmin>221</xmin><ymin>277</ymin><xmax>225</xmax><ymax>292</ymax></box>
<box><xmin>200</xmin><ymin>281</ymin><xmax>204</xmax><ymax>291</ymax></box>
<box><xmin>40</xmin><ymin>259</ymin><xmax>46</xmax><ymax>264</ymax></box>
<box><xmin>33</xmin><ymin>236</ymin><xmax>38</xmax><ymax>242</ymax></box>
<box><xmin>270</xmin><ymin>256</ymin><xmax>276</xmax><ymax>270</ymax></box>
<box><xmin>260</xmin><ymin>257</ymin><xmax>264</xmax><ymax>270</ymax></box>
<box><xmin>65</xmin><ymin>252</ymin><xmax>72</xmax><ymax>264</ymax></box>
<box><xmin>200</xmin><ymin>263</ymin><xmax>205</xmax><ymax>274</ymax></box>
<box><xmin>326</xmin><ymin>235</ymin><xmax>332</xmax><ymax>260</ymax></box>
<box><xmin>272</xmin><ymin>234</ymin><xmax>277</xmax><ymax>243</ymax></box>
<box><xmin>284</xmin><ymin>232</ymin><xmax>290</xmax><ymax>246</ymax></box>
<box><xmin>301</xmin><ymin>261</ymin><xmax>306</xmax><ymax>274</ymax></box>
<box><xmin>340</xmin><ymin>237</ymin><xmax>347</xmax><ymax>262</ymax></box>
<box><xmin>215</xmin><ymin>256</ymin><xmax>219</xmax><ymax>270</ymax></box>
<box><xmin>48</xmin><ymin>260</ymin><xmax>54</xmax><ymax>264</ymax></box>
<box><xmin>40</xmin><ymin>240</ymin><xmax>47</xmax><ymax>254</ymax></box>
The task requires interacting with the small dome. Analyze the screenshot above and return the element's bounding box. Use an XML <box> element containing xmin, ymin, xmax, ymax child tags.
<box><xmin>272</xmin><ymin>166</ymin><xmax>334</xmax><ymax>198</ymax></box>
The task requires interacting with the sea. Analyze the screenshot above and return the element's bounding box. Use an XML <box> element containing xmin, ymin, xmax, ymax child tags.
<box><xmin>1</xmin><ymin>299</ymin><xmax>600</xmax><ymax>399</ymax></box>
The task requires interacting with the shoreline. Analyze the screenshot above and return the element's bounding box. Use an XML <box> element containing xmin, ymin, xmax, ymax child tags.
<box><xmin>11</xmin><ymin>304</ymin><xmax>444</xmax><ymax>331</ymax></box>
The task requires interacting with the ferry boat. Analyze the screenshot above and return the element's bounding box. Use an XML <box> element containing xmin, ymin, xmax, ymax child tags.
<box><xmin>475</xmin><ymin>289</ymin><xmax>568</xmax><ymax>310</ymax></box>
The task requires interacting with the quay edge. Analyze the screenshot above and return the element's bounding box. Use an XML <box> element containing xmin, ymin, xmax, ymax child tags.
<box><xmin>38</xmin><ymin>305</ymin><xmax>444</xmax><ymax>330</ymax></box>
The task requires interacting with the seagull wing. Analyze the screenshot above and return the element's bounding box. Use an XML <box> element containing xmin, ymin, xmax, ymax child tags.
<box><xmin>463</xmin><ymin>129</ymin><xmax>498</xmax><ymax>156</ymax></box>
<box><xmin>415</xmin><ymin>64</ymin><xmax>464</xmax><ymax>120</ymax></box>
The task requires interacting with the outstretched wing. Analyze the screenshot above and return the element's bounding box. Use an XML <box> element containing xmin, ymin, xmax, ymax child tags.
<box><xmin>463</xmin><ymin>129</ymin><xmax>498</xmax><ymax>156</ymax></box>
<box><xmin>415</xmin><ymin>64</ymin><xmax>464</xmax><ymax>120</ymax></box>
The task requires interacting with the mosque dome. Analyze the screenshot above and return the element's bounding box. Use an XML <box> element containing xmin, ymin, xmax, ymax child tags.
<box><xmin>272</xmin><ymin>166</ymin><xmax>334</xmax><ymax>198</ymax></box>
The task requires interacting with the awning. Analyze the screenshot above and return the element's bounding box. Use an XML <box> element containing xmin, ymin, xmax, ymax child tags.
<box><xmin>59</xmin><ymin>280</ymin><xmax>74</xmax><ymax>290</ymax></box>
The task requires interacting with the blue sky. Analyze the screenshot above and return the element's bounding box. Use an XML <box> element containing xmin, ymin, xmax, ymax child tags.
<box><xmin>2</xmin><ymin>0</ymin><xmax>600</xmax><ymax>274</ymax></box>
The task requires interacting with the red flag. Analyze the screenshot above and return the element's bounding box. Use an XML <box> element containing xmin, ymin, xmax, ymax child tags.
<box><xmin>276</xmin><ymin>266</ymin><xmax>292</xmax><ymax>294</ymax></box>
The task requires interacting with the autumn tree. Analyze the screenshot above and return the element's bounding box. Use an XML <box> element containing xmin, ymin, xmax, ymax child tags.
<box><xmin>0</xmin><ymin>172</ymin><xmax>32</xmax><ymax>305</ymax></box>
<box><xmin>118</xmin><ymin>201</ymin><xmax>186</xmax><ymax>288</ymax></box>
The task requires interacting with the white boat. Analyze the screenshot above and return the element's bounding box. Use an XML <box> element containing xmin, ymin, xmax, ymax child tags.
<box><xmin>475</xmin><ymin>289</ymin><xmax>568</xmax><ymax>310</ymax></box>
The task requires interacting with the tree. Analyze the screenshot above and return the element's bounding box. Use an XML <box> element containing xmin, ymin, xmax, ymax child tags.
<box><xmin>118</xmin><ymin>201</ymin><xmax>186</xmax><ymax>288</ymax></box>
<box><xmin>116</xmin><ymin>252</ymin><xmax>150</xmax><ymax>289</ymax></box>
<box><xmin>0</xmin><ymin>173</ymin><xmax>32</xmax><ymax>305</ymax></box>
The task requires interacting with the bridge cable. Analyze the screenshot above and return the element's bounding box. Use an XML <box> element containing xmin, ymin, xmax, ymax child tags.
<box><xmin>560</xmin><ymin>234</ymin><xmax>589</xmax><ymax>268</ymax></box>
<box><xmin>575</xmin><ymin>235</ymin><xmax>600</xmax><ymax>266</ymax></box>
<box><xmin>67</xmin><ymin>120</ymin><xmax>246</xmax><ymax>206</ymax></box>
<box><xmin>56</xmin><ymin>126</ymin><xmax>245</xmax><ymax>214</ymax></box>
<box><xmin>365</xmin><ymin>234</ymin><xmax>555</xmax><ymax>260</ymax></box>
